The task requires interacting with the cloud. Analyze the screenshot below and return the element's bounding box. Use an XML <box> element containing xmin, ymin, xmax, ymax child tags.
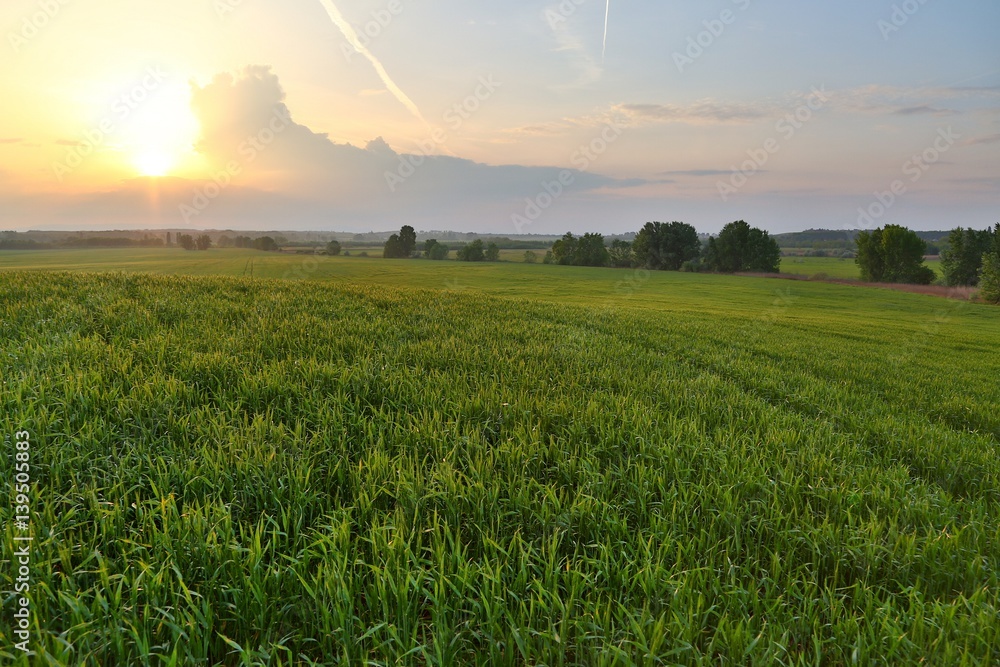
<box><xmin>54</xmin><ymin>139</ymin><xmax>85</xmax><ymax>147</ymax></box>
<box><xmin>3</xmin><ymin>66</ymin><xmax>643</xmax><ymax>231</ymax></box>
<box><xmin>615</xmin><ymin>101</ymin><xmax>772</xmax><ymax>125</ymax></box>
<box><xmin>0</xmin><ymin>138</ymin><xmax>23</xmax><ymax>145</ymax></box>
<box><xmin>189</xmin><ymin>67</ymin><xmax>635</xmax><ymax>196</ymax></box>
<box><xmin>891</xmin><ymin>105</ymin><xmax>955</xmax><ymax>116</ymax></box>
<box><xmin>658</xmin><ymin>169</ymin><xmax>749</xmax><ymax>177</ymax></box>
<box><xmin>962</xmin><ymin>133</ymin><xmax>1000</xmax><ymax>146</ymax></box>
<box><xmin>541</xmin><ymin>83</ymin><xmax>997</xmax><ymax>132</ymax></box>
<box><xmin>827</xmin><ymin>83</ymin><xmax>999</xmax><ymax>116</ymax></box>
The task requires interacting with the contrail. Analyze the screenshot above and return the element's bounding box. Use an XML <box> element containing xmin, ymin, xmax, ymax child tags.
<box><xmin>602</xmin><ymin>0</ymin><xmax>610</xmax><ymax>62</ymax></box>
<box><xmin>316</xmin><ymin>0</ymin><xmax>429</xmax><ymax>126</ymax></box>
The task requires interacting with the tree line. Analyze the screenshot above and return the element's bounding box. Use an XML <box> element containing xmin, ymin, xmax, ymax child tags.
<box><xmin>380</xmin><ymin>221</ymin><xmax>781</xmax><ymax>272</ymax></box>
<box><xmin>377</xmin><ymin>220</ymin><xmax>999</xmax><ymax>304</ymax></box>
<box><xmin>855</xmin><ymin>223</ymin><xmax>1000</xmax><ymax>302</ymax></box>
<box><xmin>383</xmin><ymin>226</ymin><xmax>502</xmax><ymax>262</ymax></box>
<box><xmin>544</xmin><ymin>220</ymin><xmax>781</xmax><ymax>274</ymax></box>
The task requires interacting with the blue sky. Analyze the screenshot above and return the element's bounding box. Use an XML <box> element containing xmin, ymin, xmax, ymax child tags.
<box><xmin>1</xmin><ymin>0</ymin><xmax>997</xmax><ymax>233</ymax></box>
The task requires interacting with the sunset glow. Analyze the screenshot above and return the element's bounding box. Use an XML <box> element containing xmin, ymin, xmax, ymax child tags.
<box><xmin>1</xmin><ymin>0</ymin><xmax>997</xmax><ymax>232</ymax></box>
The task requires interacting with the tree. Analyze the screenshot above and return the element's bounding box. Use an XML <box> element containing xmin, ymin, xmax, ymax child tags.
<box><xmin>218</xmin><ymin>235</ymin><xmax>234</xmax><ymax>248</ymax></box>
<box><xmin>548</xmin><ymin>232</ymin><xmax>609</xmax><ymax>267</ymax></box>
<box><xmin>253</xmin><ymin>236</ymin><xmax>279</xmax><ymax>252</ymax></box>
<box><xmin>575</xmin><ymin>233</ymin><xmax>609</xmax><ymax>267</ymax></box>
<box><xmin>457</xmin><ymin>239</ymin><xmax>485</xmax><ymax>262</ymax></box>
<box><xmin>485</xmin><ymin>242</ymin><xmax>501</xmax><ymax>262</ymax></box>
<box><xmin>855</xmin><ymin>225</ymin><xmax>934</xmax><ymax>284</ymax></box>
<box><xmin>609</xmin><ymin>240</ymin><xmax>634</xmax><ymax>268</ymax></box>
<box><xmin>941</xmin><ymin>227</ymin><xmax>995</xmax><ymax>286</ymax></box>
<box><xmin>399</xmin><ymin>225</ymin><xmax>417</xmax><ymax>257</ymax></box>
<box><xmin>550</xmin><ymin>233</ymin><xmax>578</xmax><ymax>265</ymax></box>
<box><xmin>384</xmin><ymin>226</ymin><xmax>416</xmax><ymax>258</ymax></box>
<box><xmin>326</xmin><ymin>240</ymin><xmax>343</xmax><ymax>256</ymax></box>
<box><xmin>979</xmin><ymin>224</ymin><xmax>1000</xmax><ymax>304</ymax></box>
<box><xmin>196</xmin><ymin>234</ymin><xmax>212</xmax><ymax>251</ymax></box>
<box><xmin>424</xmin><ymin>239</ymin><xmax>449</xmax><ymax>260</ymax></box>
<box><xmin>980</xmin><ymin>254</ymin><xmax>1000</xmax><ymax>304</ymax></box>
<box><xmin>178</xmin><ymin>234</ymin><xmax>195</xmax><ymax>251</ymax></box>
<box><xmin>633</xmin><ymin>221</ymin><xmax>702</xmax><ymax>271</ymax></box>
<box><xmin>383</xmin><ymin>234</ymin><xmax>406</xmax><ymax>258</ymax></box>
<box><xmin>523</xmin><ymin>251</ymin><xmax>538</xmax><ymax>264</ymax></box>
<box><xmin>703</xmin><ymin>221</ymin><xmax>781</xmax><ymax>273</ymax></box>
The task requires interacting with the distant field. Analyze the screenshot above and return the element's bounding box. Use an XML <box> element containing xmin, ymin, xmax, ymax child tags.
<box><xmin>2</xmin><ymin>247</ymin><xmax>947</xmax><ymax>283</ymax></box>
<box><xmin>781</xmin><ymin>256</ymin><xmax>943</xmax><ymax>280</ymax></box>
<box><xmin>1</xmin><ymin>251</ymin><xmax>998</xmax><ymax>664</ymax></box>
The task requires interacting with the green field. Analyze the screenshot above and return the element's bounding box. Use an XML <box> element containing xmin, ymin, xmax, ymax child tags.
<box><xmin>779</xmin><ymin>256</ymin><xmax>943</xmax><ymax>280</ymax></box>
<box><xmin>1</xmin><ymin>251</ymin><xmax>998</xmax><ymax>665</ymax></box>
<box><xmin>780</xmin><ymin>257</ymin><xmax>864</xmax><ymax>279</ymax></box>
<box><xmin>0</xmin><ymin>247</ymin><xmax>946</xmax><ymax>282</ymax></box>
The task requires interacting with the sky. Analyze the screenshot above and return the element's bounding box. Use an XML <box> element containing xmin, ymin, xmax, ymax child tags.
<box><xmin>1</xmin><ymin>0</ymin><xmax>998</xmax><ymax>235</ymax></box>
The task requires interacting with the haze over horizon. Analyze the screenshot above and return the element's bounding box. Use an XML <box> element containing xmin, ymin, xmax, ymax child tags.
<box><xmin>2</xmin><ymin>0</ymin><xmax>998</xmax><ymax>235</ymax></box>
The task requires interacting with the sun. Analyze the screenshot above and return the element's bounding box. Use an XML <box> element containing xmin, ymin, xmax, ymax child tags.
<box><xmin>134</xmin><ymin>151</ymin><xmax>174</xmax><ymax>177</ymax></box>
<box><xmin>120</xmin><ymin>80</ymin><xmax>200</xmax><ymax>178</ymax></box>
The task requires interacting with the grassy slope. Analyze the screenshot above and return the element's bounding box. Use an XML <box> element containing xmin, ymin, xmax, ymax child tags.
<box><xmin>0</xmin><ymin>260</ymin><xmax>998</xmax><ymax>665</ymax></box>
<box><xmin>0</xmin><ymin>247</ymin><xmax>946</xmax><ymax>305</ymax></box>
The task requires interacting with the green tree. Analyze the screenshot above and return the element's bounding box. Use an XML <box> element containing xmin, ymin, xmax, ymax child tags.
<box><xmin>399</xmin><ymin>225</ymin><xmax>417</xmax><ymax>257</ymax></box>
<box><xmin>196</xmin><ymin>235</ymin><xmax>212</xmax><ymax>251</ymax></box>
<box><xmin>485</xmin><ymin>242</ymin><xmax>501</xmax><ymax>262</ymax></box>
<box><xmin>980</xmin><ymin>253</ymin><xmax>1000</xmax><ymax>304</ymax></box>
<box><xmin>383</xmin><ymin>234</ymin><xmax>406</xmax><ymax>258</ymax></box>
<box><xmin>855</xmin><ymin>225</ymin><xmax>934</xmax><ymax>284</ymax></box>
<box><xmin>326</xmin><ymin>240</ymin><xmax>343</xmax><ymax>256</ymax></box>
<box><xmin>548</xmin><ymin>232</ymin><xmax>608</xmax><ymax>267</ymax></box>
<box><xmin>253</xmin><ymin>236</ymin><xmax>279</xmax><ymax>252</ymax></box>
<box><xmin>575</xmin><ymin>233</ymin><xmax>609</xmax><ymax>267</ymax></box>
<box><xmin>609</xmin><ymin>240</ymin><xmax>634</xmax><ymax>268</ymax></box>
<box><xmin>178</xmin><ymin>234</ymin><xmax>195</xmax><ymax>251</ymax></box>
<box><xmin>940</xmin><ymin>227</ymin><xmax>994</xmax><ymax>286</ymax></box>
<box><xmin>979</xmin><ymin>224</ymin><xmax>1000</xmax><ymax>303</ymax></box>
<box><xmin>424</xmin><ymin>239</ymin><xmax>449</xmax><ymax>260</ymax></box>
<box><xmin>523</xmin><ymin>250</ymin><xmax>538</xmax><ymax>264</ymax></box>
<box><xmin>633</xmin><ymin>221</ymin><xmax>702</xmax><ymax>271</ymax></box>
<box><xmin>703</xmin><ymin>221</ymin><xmax>781</xmax><ymax>273</ymax></box>
<box><xmin>550</xmin><ymin>233</ymin><xmax>579</xmax><ymax>265</ymax></box>
<box><xmin>457</xmin><ymin>239</ymin><xmax>485</xmax><ymax>262</ymax></box>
